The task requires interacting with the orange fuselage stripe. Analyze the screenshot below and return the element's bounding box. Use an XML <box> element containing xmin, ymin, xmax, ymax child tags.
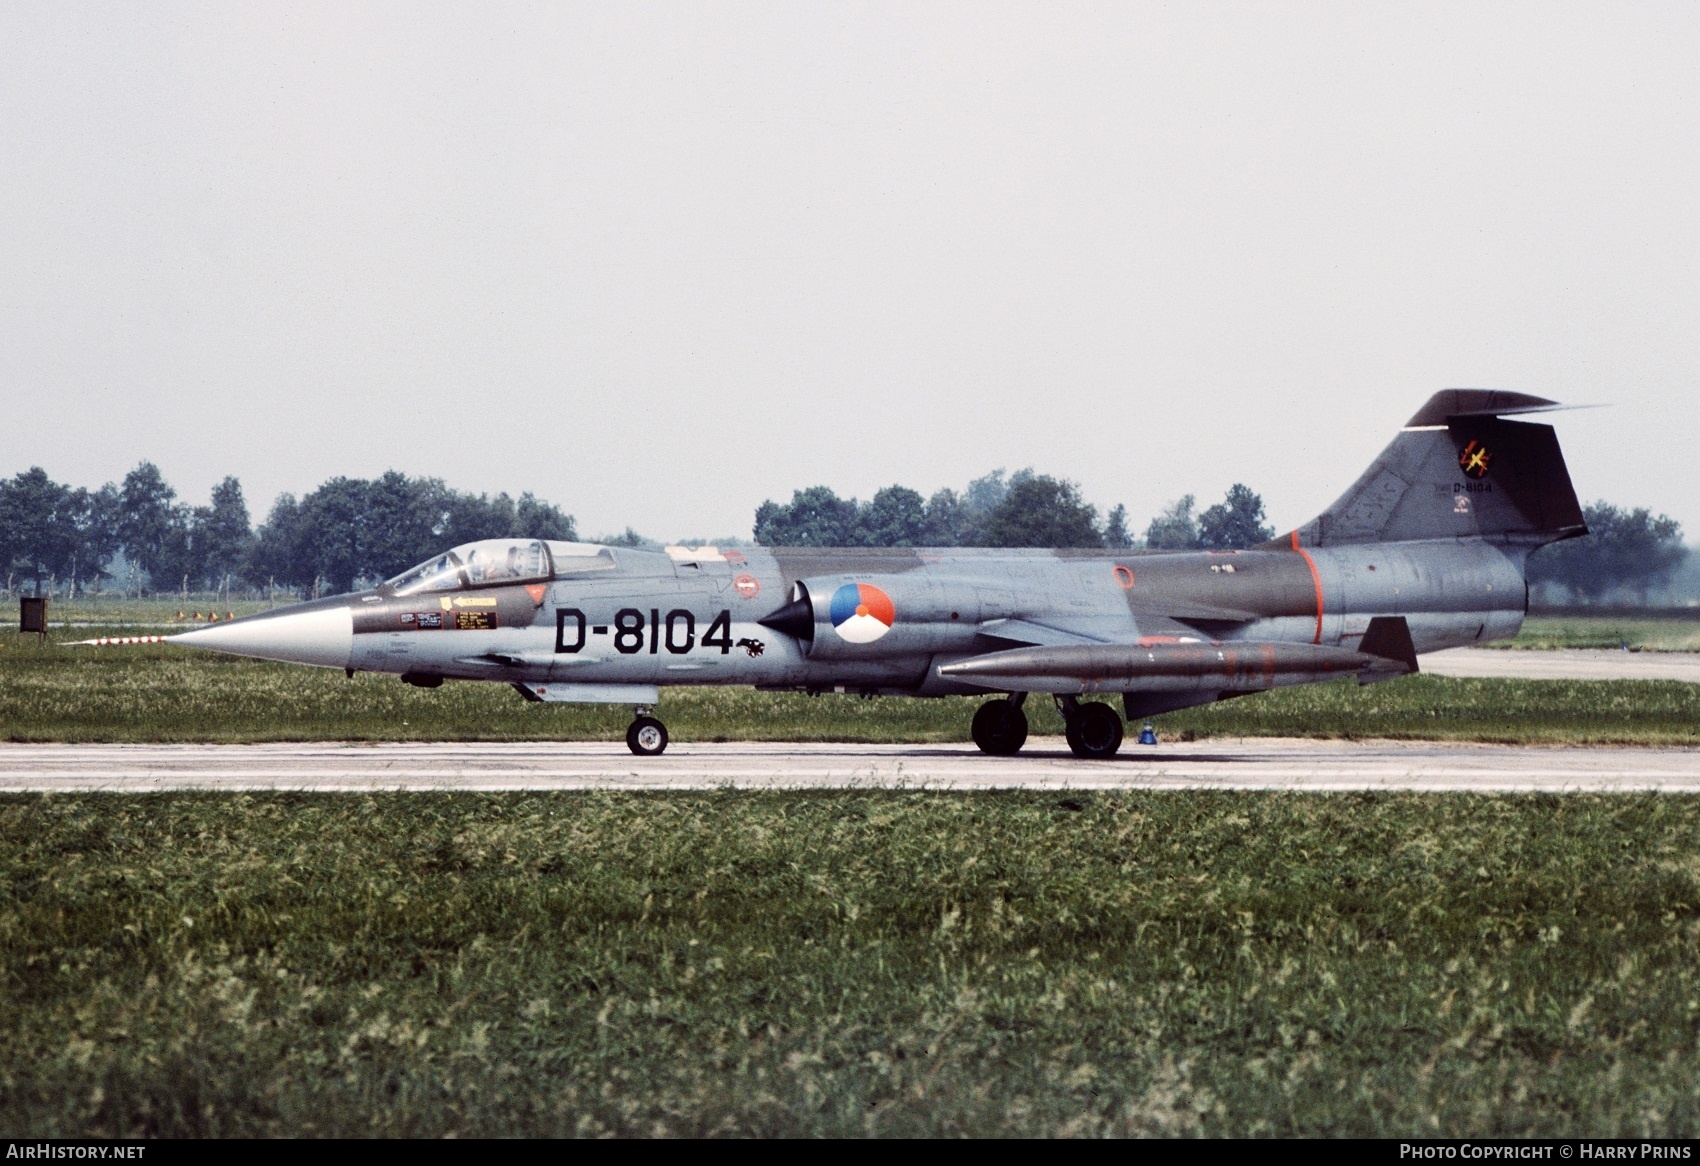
<box><xmin>1290</xmin><ymin>530</ymin><xmax>1325</xmax><ymax>645</ymax></box>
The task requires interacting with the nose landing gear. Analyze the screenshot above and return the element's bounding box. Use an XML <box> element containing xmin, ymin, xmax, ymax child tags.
<box><xmin>626</xmin><ymin>705</ymin><xmax>669</xmax><ymax>756</ymax></box>
<box><xmin>971</xmin><ymin>694</ymin><xmax>1029</xmax><ymax>755</ymax></box>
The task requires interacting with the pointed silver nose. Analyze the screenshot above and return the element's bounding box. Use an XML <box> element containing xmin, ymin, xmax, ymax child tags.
<box><xmin>169</xmin><ymin>604</ymin><xmax>354</xmax><ymax>670</ymax></box>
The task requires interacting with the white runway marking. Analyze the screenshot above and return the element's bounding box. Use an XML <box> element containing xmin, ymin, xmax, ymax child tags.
<box><xmin>1</xmin><ymin>738</ymin><xmax>1698</xmax><ymax>793</ymax></box>
<box><xmin>1420</xmin><ymin>648</ymin><xmax>1700</xmax><ymax>683</ymax></box>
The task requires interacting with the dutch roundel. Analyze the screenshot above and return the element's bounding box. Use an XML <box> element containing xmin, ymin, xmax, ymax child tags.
<box><xmin>829</xmin><ymin>583</ymin><xmax>895</xmax><ymax>644</ymax></box>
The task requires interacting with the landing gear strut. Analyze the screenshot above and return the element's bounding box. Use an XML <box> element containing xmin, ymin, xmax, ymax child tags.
<box><xmin>1057</xmin><ymin>695</ymin><xmax>1124</xmax><ymax>760</ymax></box>
<box><xmin>971</xmin><ymin>694</ymin><xmax>1029</xmax><ymax>755</ymax></box>
<box><xmin>626</xmin><ymin>705</ymin><xmax>668</xmax><ymax>756</ymax></box>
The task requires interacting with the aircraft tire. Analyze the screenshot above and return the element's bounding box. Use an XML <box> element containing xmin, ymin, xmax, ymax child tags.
<box><xmin>971</xmin><ymin>699</ymin><xmax>1029</xmax><ymax>756</ymax></box>
<box><xmin>1065</xmin><ymin>701</ymin><xmax>1123</xmax><ymax>760</ymax></box>
<box><xmin>626</xmin><ymin>716</ymin><xmax>669</xmax><ymax>757</ymax></box>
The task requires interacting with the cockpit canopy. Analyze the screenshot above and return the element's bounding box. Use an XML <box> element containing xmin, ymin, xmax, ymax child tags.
<box><xmin>384</xmin><ymin>539</ymin><xmax>616</xmax><ymax>596</ymax></box>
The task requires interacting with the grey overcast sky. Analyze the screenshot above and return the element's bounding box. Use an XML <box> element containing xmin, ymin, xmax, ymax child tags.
<box><xmin>2</xmin><ymin>2</ymin><xmax>1697</xmax><ymax>541</ymax></box>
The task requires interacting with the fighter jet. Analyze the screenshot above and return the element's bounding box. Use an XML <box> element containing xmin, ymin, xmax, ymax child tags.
<box><xmin>159</xmin><ymin>390</ymin><xmax>1585</xmax><ymax>758</ymax></box>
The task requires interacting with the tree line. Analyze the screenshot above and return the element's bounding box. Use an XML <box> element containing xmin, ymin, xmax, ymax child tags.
<box><xmin>753</xmin><ymin>470</ymin><xmax>1277</xmax><ymax>551</ymax></box>
<box><xmin>1526</xmin><ymin>503</ymin><xmax>1690</xmax><ymax>603</ymax></box>
<box><xmin>1</xmin><ymin>461</ymin><xmax>1689</xmax><ymax>604</ymax></box>
<box><xmin>0</xmin><ymin>464</ymin><xmax>574</xmax><ymax>598</ymax></box>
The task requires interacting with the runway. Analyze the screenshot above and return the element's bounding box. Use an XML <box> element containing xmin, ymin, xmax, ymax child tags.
<box><xmin>1419</xmin><ymin>648</ymin><xmax>1700</xmax><ymax>682</ymax></box>
<box><xmin>3</xmin><ymin>738</ymin><xmax>1699</xmax><ymax>793</ymax></box>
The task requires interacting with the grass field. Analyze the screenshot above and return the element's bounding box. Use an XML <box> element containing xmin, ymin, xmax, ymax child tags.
<box><xmin>1492</xmin><ymin>616</ymin><xmax>1700</xmax><ymax>653</ymax></box>
<box><xmin>7</xmin><ymin>791</ymin><xmax>1700</xmax><ymax>1136</ymax></box>
<box><xmin>4</xmin><ymin>629</ymin><xmax>1700</xmax><ymax>746</ymax></box>
<box><xmin>5</xmin><ymin>609</ymin><xmax>1699</xmax><ymax>1137</ymax></box>
<box><xmin>19</xmin><ymin>596</ymin><xmax>282</xmax><ymax>626</ymax></box>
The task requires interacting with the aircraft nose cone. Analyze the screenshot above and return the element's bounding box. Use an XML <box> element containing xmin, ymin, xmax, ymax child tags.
<box><xmin>169</xmin><ymin>603</ymin><xmax>354</xmax><ymax>670</ymax></box>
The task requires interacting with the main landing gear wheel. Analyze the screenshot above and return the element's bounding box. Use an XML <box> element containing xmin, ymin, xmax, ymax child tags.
<box><xmin>626</xmin><ymin>715</ymin><xmax>668</xmax><ymax>756</ymax></box>
<box><xmin>971</xmin><ymin>698</ymin><xmax>1029</xmax><ymax>756</ymax></box>
<box><xmin>1065</xmin><ymin>701</ymin><xmax>1124</xmax><ymax>760</ymax></box>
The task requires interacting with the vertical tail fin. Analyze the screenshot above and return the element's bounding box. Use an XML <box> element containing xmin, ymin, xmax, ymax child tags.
<box><xmin>1277</xmin><ymin>390</ymin><xmax>1587</xmax><ymax>548</ymax></box>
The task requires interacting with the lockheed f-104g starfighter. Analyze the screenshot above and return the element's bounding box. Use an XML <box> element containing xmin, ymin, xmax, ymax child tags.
<box><xmin>157</xmin><ymin>390</ymin><xmax>1587</xmax><ymax>758</ymax></box>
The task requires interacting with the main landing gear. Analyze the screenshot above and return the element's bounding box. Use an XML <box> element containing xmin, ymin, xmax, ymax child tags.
<box><xmin>969</xmin><ymin>694</ymin><xmax>1126</xmax><ymax>760</ymax></box>
<box><xmin>971</xmin><ymin>694</ymin><xmax>1029</xmax><ymax>755</ymax></box>
<box><xmin>1058</xmin><ymin>695</ymin><xmax>1123</xmax><ymax>760</ymax></box>
<box><xmin>627</xmin><ymin>705</ymin><xmax>668</xmax><ymax>756</ymax></box>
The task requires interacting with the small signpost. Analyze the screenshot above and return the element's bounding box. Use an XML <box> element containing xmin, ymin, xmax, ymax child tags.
<box><xmin>19</xmin><ymin>597</ymin><xmax>48</xmax><ymax>643</ymax></box>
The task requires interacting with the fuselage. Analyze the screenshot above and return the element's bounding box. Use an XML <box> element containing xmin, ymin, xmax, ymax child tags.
<box><xmin>172</xmin><ymin>537</ymin><xmax>1528</xmax><ymax>697</ymax></box>
<box><xmin>153</xmin><ymin>388</ymin><xmax>1587</xmax><ymax>758</ymax></box>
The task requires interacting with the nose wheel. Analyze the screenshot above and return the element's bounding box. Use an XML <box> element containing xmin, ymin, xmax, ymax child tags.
<box><xmin>971</xmin><ymin>695</ymin><xmax>1029</xmax><ymax>755</ymax></box>
<box><xmin>626</xmin><ymin>712</ymin><xmax>669</xmax><ymax>756</ymax></box>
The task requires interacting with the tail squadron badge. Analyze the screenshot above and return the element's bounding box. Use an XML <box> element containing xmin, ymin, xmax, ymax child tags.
<box><xmin>1458</xmin><ymin>440</ymin><xmax>1491</xmax><ymax>479</ymax></box>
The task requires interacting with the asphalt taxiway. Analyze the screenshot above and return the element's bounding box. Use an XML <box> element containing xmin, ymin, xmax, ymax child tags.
<box><xmin>1419</xmin><ymin>648</ymin><xmax>1700</xmax><ymax>682</ymax></box>
<box><xmin>2</xmin><ymin>738</ymin><xmax>1698</xmax><ymax>793</ymax></box>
